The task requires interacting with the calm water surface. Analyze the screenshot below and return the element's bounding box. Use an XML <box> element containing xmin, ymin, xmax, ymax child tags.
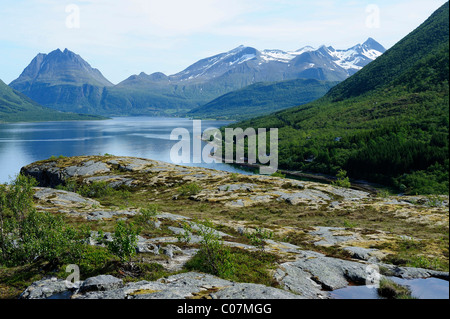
<box><xmin>0</xmin><ymin>117</ymin><xmax>251</xmax><ymax>183</ymax></box>
<box><xmin>330</xmin><ymin>277</ymin><xmax>449</xmax><ymax>299</ymax></box>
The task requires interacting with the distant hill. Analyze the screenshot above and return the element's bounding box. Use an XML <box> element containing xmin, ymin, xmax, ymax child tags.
<box><xmin>187</xmin><ymin>79</ymin><xmax>338</xmax><ymax>121</ymax></box>
<box><xmin>0</xmin><ymin>79</ymin><xmax>104</xmax><ymax>123</ymax></box>
<box><xmin>226</xmin><ymin>2</ymin><xmax>449</xmax><ymax>195</ymax></box>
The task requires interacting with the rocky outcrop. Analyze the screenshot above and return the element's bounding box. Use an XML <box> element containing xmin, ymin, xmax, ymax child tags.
<box><xmin>78</xmin><ymin>275</ymin><xmax>124</xmax><ymax>293</ymax></box>
<box><xmin>21</xmin><ymin>272</ymin><xmax>302</xmax><ymax>299</ymax></box>
<box><xmin>22</xmin><ymin>159</ymin><xmax>111</xmax><ymax>188</ymax></box>
<box><xmin>17</xmin><ymin>156</ymin><xmax>450</xmax><ymax>299</ymax></box>
<box><xmin>34</xmin><ymin>187</ymin><xmax>100</xmax><ymax>209</ymax></box>
<box><xmin>20</xmin><ymin>278</ymin><xmax>70</xmax><ymax>299</ymax></box>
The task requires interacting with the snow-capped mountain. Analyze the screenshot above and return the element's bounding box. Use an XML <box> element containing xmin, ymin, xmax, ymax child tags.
<box><xmin>171</xmin><ymin>46</ymin><xmax>260</xmax><ymax>81</ymax></box>
<box><xmin>259</xmin><ymin>38</ymin><xmax>385</xmax><ymax>74</ymax></box>
<box><xmin>156</xmin><ymin>38</ymin><xmax>386</xmax><ymax>84</ymax></box>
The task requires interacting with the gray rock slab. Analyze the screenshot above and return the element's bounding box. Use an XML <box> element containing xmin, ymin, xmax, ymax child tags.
<box><xmin>84</xmin><ymin>175</ymin><xmax>135</xmax><ymax>188</ymax></box>
<box><xmin>228</xmin><ymin>199</ymin><xmax>246</xmax><ymax>207</ymax></box>
<box><xmin>64</xmin><ymin>160</ymin><xmax>110</xmax><ymax>177</ymax></box>
<box><xmin>33</xmin><ymin>187</ymin><xmax>100</xmax><ymax>207</ymax></box>
<box><xmin>86</xmin><ymin>210</ymin><xmax>136</xmax><ymax>221</ymax></box>
<box><xmin>20</xmin><ymin>277</ymin><xmax>69</xmax><ymax>299</ymax></box>
<box><xmin>379</xmin><ymin>264</ymin><xmax>450</xmax><ymax>280</ymax></box>
<box><xmin>249</xmin><ymin>195</ymin><xmax>273</xmax><ymax>203</ymax></box>
<box><xmin>211</xmin><ymin>283</ymin><xmax>303</xmax><ymax>299</ymax></box>
<box><xmin>168</xmin><ymin>223</ymin><xmax>230</xmax><ymax>240</ymax></box>
<box><xmin>287</xmin><ymin>255</ymin><xmax>369</xmax><ymax>291</ymax></box>
<box><xmin>274</xmin><ymin>265</ymin><xmax>328</xmax><ymax>299</ymax></box>
<box><xmin>115</xmin><ymin>158</ymin><xmax>154</xmax><ymax>172</ymax></box>
<box><xmin>274</xmin><ymin>189</ymin><xmax>331</xmax><ymax>205</ymax></box>
<box><xmin>309</xmin><ymin>227</ymin><xmax>356</xmax><ymax>246</ymax></box>
<box><xmin>73</xmin><ymin>289</ymin><xmax>127</xmax><ymax>299</ymax></box>
<box><xmin>284</xmin><ymin>180</ymin><xmax>305</xmax><ymax>189</ymax></box>
<box><xmin>343</xmin><ymin>246</ymin><xmax>378</xmax><ymax>261</ymax></box>
<box><xmin>218</xmin><ymin>183</ymin><xmax>257</xmax><ymax>192</ymax></box>
<box><xmin>325</xmin><ymin>187</ymin><xmax>369</xmax><ymax>200</ymax></box>
<box><xmin>155</xmin><ymin>212</ymin><xmax>191</xmax><ymax>221</ymax></box>
<box><xmin>79</xmin><ymin>275</ymin><xmax>124</xmax><ymax>293</ymax></box>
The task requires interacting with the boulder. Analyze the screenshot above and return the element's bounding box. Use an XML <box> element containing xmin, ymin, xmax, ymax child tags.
<box><xmin>211</xmin><ymin>283</ymin><xmax>303</xmax><ymax>299</ymax></box>
<box><xmin>280</xmin><ymin>251</ymin><xmax>369</xmax><ymax>291</ymax></box>
<box><xmin>343</xmin><ymin>246</ymin><xmax>379</xmax><ymax>261</ymax></box>
<box><xmin>78</xmin><ymin>275</ymin><xmax>123</xmax><ymax>293</ymax></box>
<box><xmin>19</xmin><ymin>277</ymin><xmax>69</xmax><ymax>299</ymax></box>
<box><xmin>33</xmin><ymin>187</ymin><xmax>100</xmax><ymax>208</ymax></box>
<box><xmin>22</xmin><ymin>159</ymin><xmax>110</xmax><ymax>187</ymax></box>
<box><xmin>274</xmin><ymin>266</ymin><xmax>328</xmax><ymax>299</ymax></box>
<box><xmin>309</xmin><ymin>227</ymin><xmax>356</xmax><ymax>246</ymax></box>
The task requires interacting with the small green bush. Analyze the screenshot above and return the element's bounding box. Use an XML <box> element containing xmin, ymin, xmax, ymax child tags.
<box><xmin>176</xmin><ymin>221</ymin><xmax>193</xmax><ymax>244</ymax></box>
<box><xmin>78</xmin><ymin>181</ymin><xmax>115</xmax><ymax>198</ymax></box>
<box><xmin>332</xmin><ymin>169</ymin><xmax>351</xmax><ymax>188</ymax></box>
<box><xmin>178</xmin><ymin>183</ymin><xmax>202</xmax><ymax>196</ymax></box>
<box><xmin>377</xmin><ymin>278</ymin><xmax>415</xmax><ymax>299</ymax></box>
<box><xmin>0</xmin><ymin>174</ymin><xmax>91</xmax><ymax>267</ymax></box>
<box><xmin>184</xmin><ymin>219</ymin><xmax>233</xmax><ymax>277</ymax></box>
<box><xmin>55</xmin><ymin>178</ymin><xmax>78</xmax><ymax>192</ymax></box>
<box><xmin>107</xmin><ymin>221</ymin><xmax>139</xmax><ymax>264</ymax></box>
<box><xmin>72</xmin><ymin>246</ymin><xmax>115</xmax><ymax>278</ymax></box>
<box><xmin>271</xmin><ymin>171</ymin><xmax>286</xmax><ymax>178</ymax></box>
<box><xmin>343</xmin><ymin>219</ymin><xmax>357</xmax><ymax>229</ymax></box>
<box><xmin>245</xmin><ymin>228</ymin><xmax>273</xmax><ymax>251</ymax></box>
<box><xmin>135</xmin><ymin>204</ymin><xmax>159</xmax><ymax>231</ymax></box>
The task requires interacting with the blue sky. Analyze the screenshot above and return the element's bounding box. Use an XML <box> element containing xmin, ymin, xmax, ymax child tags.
<box><xmin>0</xmin><ymin>0</ymin><xmax>447</xmax><ymax>84</ymax></box>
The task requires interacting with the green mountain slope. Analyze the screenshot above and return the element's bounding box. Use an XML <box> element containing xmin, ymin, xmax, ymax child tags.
<box><xmin>186</xmin><ymin>79</ymin><xmax>338</xmax><ymax>121</ymax></box>
<box><xmin>0</xmin><ymin>79</ymin><xmax>104</xmax><ymax>123</ymax></box>
<box><xmin>227</xmin><ymin>2</ymin><xmax>449</xmax><ymax>195</ymax></box>
<box><xmin>9</xmin><ymin>49</ymin><xmax>113</xmax><ymax>115</ymax></box>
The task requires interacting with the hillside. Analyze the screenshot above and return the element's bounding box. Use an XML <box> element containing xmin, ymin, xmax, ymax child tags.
<box><xmin>226</xmin><ymin>2</ymin><xmax>449</xmax><ymax>195</ymax></box>
<box><xmin>0</xmin><ymin>79</ymin><xmax>104</xmax><ymax>123</ymax></box>
<box><xmin>187</xmin><ymin>79</ymin><xmax>338</xmax><ymax>120</ymax></box>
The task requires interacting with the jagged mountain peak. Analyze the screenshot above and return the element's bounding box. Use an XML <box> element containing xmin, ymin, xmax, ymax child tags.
<box><xmin>10</xmin><ymin>49</ymin><xmax>113</xmax><ymax>88</ymax></box>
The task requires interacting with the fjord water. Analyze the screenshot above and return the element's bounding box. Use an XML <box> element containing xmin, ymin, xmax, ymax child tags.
<box><xmin>0</xmin><ymin>117</ymin><xmax>249</xmax><ymax>184</ymax></box>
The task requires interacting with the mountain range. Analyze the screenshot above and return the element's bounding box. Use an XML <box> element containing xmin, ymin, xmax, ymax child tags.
<box><xmin>8</xmin><ymin>38</ymin><xmax>385</xmax><ymax>117</ymax></box>
<box><xmin>227</xmin><ymin>2</ymin><xmax>449</xmax><ymax>195</ymax></box>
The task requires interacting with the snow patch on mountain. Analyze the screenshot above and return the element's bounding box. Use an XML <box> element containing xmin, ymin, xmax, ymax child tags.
<box><xmin>229</xmin><ymin>53</ymin><xmax>257</xmax><ymax>66</ymax></box>
<box><xmin>261</xmin><ymin>50</ymin><xmax>300</xmax><ymax>63</ymax></box>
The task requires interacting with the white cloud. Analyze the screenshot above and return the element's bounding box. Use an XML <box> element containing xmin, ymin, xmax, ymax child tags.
<box><xmin>0</xmin><ymin>0</ymin><xmax>447</xmax><ymax>84</ymax></box>
<box><xmin>128</xmin><ymin>0</ymin><xmax>254</xmax><ymax>35</ymax></box>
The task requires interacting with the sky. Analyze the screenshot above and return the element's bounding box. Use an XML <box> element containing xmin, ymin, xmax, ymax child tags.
<box><xmin>0</xmin><ymin>0</ymin><xmax>447</xmax><ymax>84</ymax></box>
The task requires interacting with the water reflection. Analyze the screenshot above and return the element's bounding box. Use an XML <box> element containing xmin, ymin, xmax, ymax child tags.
<box><xmin>0</xmin><ymin>117</ymin><xmax>250</xmax><ymax>183</ymax></box>
<box><xmin>330</xmin><ymin>277</ymin><xmax>449</xmax><ymax>299</ymax></box>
